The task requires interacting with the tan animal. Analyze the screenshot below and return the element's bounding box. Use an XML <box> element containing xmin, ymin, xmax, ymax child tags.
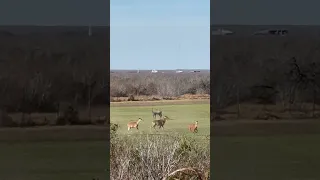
<box><xmin>151</xmin><ymin>116</ymin><xmax>170</xmax><ymax>129</ymax></box>
<box><xmin>188</xmin><ymin>121</ymin><xmax>198</xmax><ymax>133</ymax></box>
<box><xmin>127</xmin><ymin>118</ymin><xmax>143</xmax><ymax>131</ymax></box>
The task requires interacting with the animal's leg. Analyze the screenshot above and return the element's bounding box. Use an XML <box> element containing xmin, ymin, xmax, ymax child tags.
<box><xmin>192</xmin><ymin>128</ymin><xmax>197</xmax><ymax>133</ymax></box>
<box><xmin>128</xmin><ymin>127</ymin><xmax>130</xmax><ymax>131</ymax></box>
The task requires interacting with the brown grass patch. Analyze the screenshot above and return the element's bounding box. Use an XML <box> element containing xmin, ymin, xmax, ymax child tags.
<box><xmin>110</xmin><ymin>94</ymin><xmax>209</xmax><ymax>103</ymax></box>
<box><xmin>111</xmin><ymin>99</ymin><xmax>210</xmax><ymax>107</ymax></box>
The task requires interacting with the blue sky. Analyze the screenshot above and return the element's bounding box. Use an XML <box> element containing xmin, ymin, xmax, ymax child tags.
<box><xmin>110</xmin><ymin>0</ymin><xmax>210</xmax><ymax>70</ymax></box>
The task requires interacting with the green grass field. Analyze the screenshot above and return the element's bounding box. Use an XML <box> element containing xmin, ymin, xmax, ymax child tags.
<box><xmin>110</xmin><ymin>103</ymin><xmax>210</xmax><ymax>136</ymax></box>
<box><xmin>212</xmin><ymin>135</ymin><xmax>320</xmax><ymax>180</ymax></box>
<box><xmin>0</xmin><ymin>125</ymin><xmax>108</xmax><ymax>180</ymax></box>
<box><xmin>110</xmin><ymin>101</ymin><xmax>210</xmax><ymax>179</ymax></box>
<box><xmin>0</xmin><ymin>141</ymin><xmax>108</xmax><ymax>180</ymax></box>
<box><xmin>212</xmin><ymin>121</ymin><xmax>320</xmax><ymax>180</ymax></box>
<box><xmin>0</xmin><ymin>102</ymin><xmax>209</xmax><ymax>180</ymax></box>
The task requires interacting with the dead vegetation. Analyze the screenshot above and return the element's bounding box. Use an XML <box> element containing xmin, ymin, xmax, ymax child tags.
<box><xmin>110</xmin><ymin>73</ymin><xmax>210</xmax><ymax>102</ymax></box>
<box><xmin>110</xmin><ymin>129</ymin><xmax>210</xmax><ymax>180</ymax></box>
<box><xmin>212</xmin><ymin>36</ymin><xmax>320</xmax><ymax>121</ymax></box>
<box><xmin>0</xmin><ymin>28</ymin><xmax>109</xmax><ymax>127</ymax></box>
<box><xmin>162</xmin><ymin>167</ymin><xmax>209</xmax><ymax>180</ymax></box>
<box><xmin>0</xmin><ymin>104</ymin><xmax>108</xmax><ymax>128</ymax></box>
<box><xmin>111</xmin><ymin>94</ymin><xmax>210</xmax><ymax>102</ymax></box>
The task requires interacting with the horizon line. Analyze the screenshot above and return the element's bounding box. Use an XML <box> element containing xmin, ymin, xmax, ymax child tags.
<box><xmin>0</xmin><ymin>24</ymin><xmax>109</xmax><ymax>27</ymax></box>
<box><xmin>212</xmin><ymin>24</ymin><xmax>320</xmax><ymax>26</ymax></box>
<box><xmin>111</xmin><ymin>69</ymin><xmax>210</xmax><ymax>70</ymax></box>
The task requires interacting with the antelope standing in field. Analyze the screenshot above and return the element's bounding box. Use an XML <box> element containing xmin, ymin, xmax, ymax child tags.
<box><xmin>127</xmin><ymin>118</ymin><xmax>143</xmax><ymax>131</ymax></box>
<box><xmin>188</xmin><ymin>121</ymin><xmax>198</xmax><ymax>133</ymax></box>
<box><xmin>151</xmin><ymin>116</ymin><xmax>170</xmax><ymax>129</ymax></box>
<box><xmin>152</xmin><ymin>108</ymin><xmax>162</xmax><ymax>119</ymax></box>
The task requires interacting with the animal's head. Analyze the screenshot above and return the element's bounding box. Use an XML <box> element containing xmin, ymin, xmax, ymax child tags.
<box><xmin>195</xmin><ymin>121</ymin><xmax>198</xmax><ymax>124</ymax></box>
<box><xmin>138</xmin><ymin>118</ymin><xmax>143</xmax><ymax>121</ymax></box>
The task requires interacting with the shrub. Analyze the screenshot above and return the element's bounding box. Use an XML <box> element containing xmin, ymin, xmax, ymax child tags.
<box><xmin>110</xmin><ymin>73</ymin><xmax>210</xmax><ymax>98</ymax></box>
<box><xmin>110</xmin><ymin>133</ymin><xmax>210</xmax><ymax>180</ymax></box>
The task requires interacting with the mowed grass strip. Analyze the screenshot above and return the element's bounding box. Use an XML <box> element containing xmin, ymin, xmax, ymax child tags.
<box><xmin>0</xmin><ymin>141</ymin><xmax>108</xmax><ymax>180</ymax></box>
<box><xmin>0</xmin><ymin>126</ymin><xmax>108</xmax><ymax>180</ymax></box>
<box><xmin>110</xmin><ymin>103</ymin><xmax>210</xmax><ymax>136</ymax></box>
<box><xmin>212</xmin><ymin>120</ymin><xmax>320</xmax><ymax>180</ymax></box>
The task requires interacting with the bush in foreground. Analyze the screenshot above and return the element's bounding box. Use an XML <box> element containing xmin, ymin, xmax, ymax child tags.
<box><xmin>110</xmin><ymin>132</ymin><xmax>210</xmax><ymax>180</ymax></box>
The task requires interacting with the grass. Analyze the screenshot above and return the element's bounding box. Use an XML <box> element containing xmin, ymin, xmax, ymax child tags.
<box><xmin>0</xmin><ymin>113</ymin><xmax>108</xmax><ymax>180</ymax></box>
<box><xmin>110</xmin><ymin>101</ymin><xmax>210</xmax><ymax>179</ymax></box>
<box><xmin>0</xmin><ymin>101</ymin><xmax>209</xmax><ymax>180</ymax></box>
<box><xmin>110</xmin><ymin>102</ymin><xmax>210</xmax><ymax>135</ymax></box>
<box><xmin>0</xmin><ymin>141</ymin><xmax>108</xmax><ymax>180</ymax></box>
<box><xmin>212</xmin><ymin>120</ymin><xmax>320</xmax><ymax>180</ymax></box>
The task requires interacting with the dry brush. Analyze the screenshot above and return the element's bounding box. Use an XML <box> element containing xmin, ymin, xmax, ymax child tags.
<box><xmin>110</xmin><ymin>73</ymin><xmax>210</xmax><ymax>99</ymax></box>
<box><xmin>110</xmin><ymin>130</ymin><xmax>210</xmax><ymax>180</ymax></box>
<box><xmin>212</xmin><ymin>36</ymin><xmax>320</xmax><ymax>120</ymax></box>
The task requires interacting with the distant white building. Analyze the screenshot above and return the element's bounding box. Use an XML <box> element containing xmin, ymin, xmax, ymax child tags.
<box><xmin>176</xmin><ymin>70</ymin><xmax>183</xmax><ymax>73</ymax></box>
<box><xmin>151</xmin><ymin>69</ymin><xmax>158</xmax><ymax>73</ymax></box>
<box><xmin>212</xmin><ymin>28</ymin><xmax>234</xmax><ymax>36</ymax></box>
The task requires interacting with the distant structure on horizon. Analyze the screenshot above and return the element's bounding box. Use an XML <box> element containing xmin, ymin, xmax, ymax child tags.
<box><xmin>151</xmin><ymin>69</ymin><xmax>158</xmax><ymax>73</ymax></box>
<box><xmin>176</xmin><ymin>70</ymin><xmax>183</xmax><ymax>73</ymax></box>
<box><xmin>212</xmin><ymin>28</ymin><xmax>234</xmax><ymax>36</ymax></box>
<box><xmin>253</xmin><ymin>29</ymin><xmax>288</xmax><ymax>36</ymax></box>
<box><xmin>88</xmin><ymin>25</ymin><xmax>92</xmax><ymax>37</ymax></box>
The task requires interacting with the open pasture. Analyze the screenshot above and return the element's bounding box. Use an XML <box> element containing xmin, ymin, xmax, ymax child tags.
<box><xmin>110</xmin><ymin>100</ymin><xmax>210</xmax><ymax>179</ymax></box>
<box><xmin>212</xmin><ymin>120</ymin><xmax>320</xmax><ymax>180</ymax></box>
<box><xmin>0</xmin><ymin>139</ymin><xmax>108</xmax><ymax>180</ymax></box>
<box><xmin>0</xmin><ymin>126</ymin><xmax>108</xmax><ymax>180</ymax></box>
<box><xmin>0</xmin><ymin>106</ymin><xmax>109</xmax><ymax>180</ymax></box>
<box><xmin>110</xmin><ymin>100</ymin><xmax>210</xmax><ymax>136</ymax></box>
